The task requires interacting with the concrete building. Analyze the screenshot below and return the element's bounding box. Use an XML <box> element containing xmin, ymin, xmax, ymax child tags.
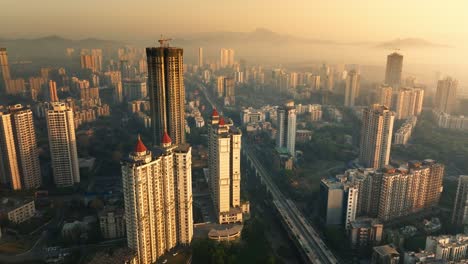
<box><xmin>123</xmin><ymin>79</ymin><xmax>147</xmax><ymax>101</ymax></box>
<box><xmin>0</xmin><ymin>105</ymin><xmax>41</xmax><ymax>190</ymax></box>
<box><xmin>0</xmin><ymin>198</ymin><xmax>36</xmax><ymax>224</ymax></box>
<box><xmin>372</xmin><ymin>244</ymin><xmax>400</xmax><ymax>264</ymax></box>
<box><xmin>393</xmin><ymin>88</ymin><xmax>424</xmax><ymax>119</ymax></box>
<box><xmin>220</xmin><ymin>48</ymin><xmax>234</xmax><ymax>67</ymax></box>
<box><xmin>307</xmin><ymin>75</ymin><xmax>321</xmax><ymax>90</ymax></box>
<box><xmin>0</xmin><ymin>48</ymin><xmax>11</xmax><ymax>92</ymax></box>
<box><xmin>122</xmin><ymin>135</ymin><xmax>193</xmax><ymax>263</ymax></box>
<box><xmin>385</xmin><ymin>52</ymin><xmax>403</xmax><ymax>88</ymax></box>
<box><xmin>5</xmin><ymin>78</ymin><xmax>26</xmax><ymax>95</ymax></box>
<box><xmin>452</xmin><ymin>176</ymin><xmax>468</xmax><ymax>229</ymax></box>
<box><xmin>80</xmin><ymin>49</ymin><xmax>103</xmax><ymax>73</ymax></box>
<box><xmin>319</xmin><ymin>177</ymin><xmax>358</xmax><ymax>228</ymax></box>
<box><xmin>28</xmin><ymin>77</ymin><xmax>46</xmax><ymax>101</ymax></box>
<box><xmin>425</xmin><ymin>234</ymin><xmax>468</xmax><ymax>261</ymax></box>
<box><xmin>378</xmin><ymin>161</ymin><xmax>444</xmax><ymax>221</ymax></box>
<box><xmin>146</xmin><ymin>44</ymin><xmax>186</xmax><ymax>145</ymax></box>
<box><xmin>276</xmin><ymin>101</ymin><xmax>297</xmax><ymax>157</ymax></box>
<box><xmin>99</xmin><ymin>207</ymin><xmax>126</xmax><ymax>240</ymax></box>
<box><xmin>359</xmin><ymin>104</ymin><xmax>394</xmax><ymax>169</ymax></box>
<box><xmin>224</xmin><ymin>77</ymin><xmax>235</xmax><ymax>106</ymax></box>
<box><xmin>349</xmin><ymin>218</ymin><xmax>383</xmax><ymax>249</ymax></box>
<box><xmin>432</xmin><ymin>110</ymin><xmax>468</xmax><ymax>130</ymax></box>
<box><xmin>46</xmin><ymin>102</ymin><xmax>80</xmax><ymax>187</ymax></box>
<box><xmin>435</xmin><ymin>77</ymin><xmax>458</xmax><ymax>114</ymax></box>
<box><xmin>307</xmin><ymin>104</ymin><xmax>323</xmax><ymax>122</ymax></box>
<box><xmin>379</xmin><ymin>85</ymin><xmax>393</xmax><ymax>108</ymax></box>
<box><xmin>208</xmin><ymin>111</ymin><xmax>243</xmax><ymax>224</ymax></box>
<box><xmin>344</xmin><ymin>70</ymin><xmax>360</xmax><ymax>107</ymax></box>
<box><xmin>198</xmin><ymin>47</ymin><xmax>203</xmax><ymax>67</ymax></box>
<box><xmin>394</xmin><ymin>116</ymin><xmax>417</xmax><ymax>145</ymax></box>
<box><xmin>241</xmin><ymin>107</ymin><xmax>265</xmax><ymax>125</ymax></box>
<box><xmin>403</xmin><ymin>251</ymin><xmax>436</xmax><ymax>264</ymax></box>
<box><xmin>48</xmin><ymin>80</ymin><xmax>59</xmax><ymax>102</ymax></box>
<box><xmin>296</xmin><ymin>130</ymin><xmax>313</xmax><ymax>143</ymax></box>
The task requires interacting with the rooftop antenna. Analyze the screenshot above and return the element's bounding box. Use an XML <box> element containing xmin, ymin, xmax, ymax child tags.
<box><xmin>158</xmin><ymin>35</ymin><xmax>172</xmax><ymax>47</ymax></box>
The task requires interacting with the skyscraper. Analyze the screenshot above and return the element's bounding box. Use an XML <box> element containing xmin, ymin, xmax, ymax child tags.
<box><xmin>379</xmin><ymin>85</ymin><xmax>393</xmax><ymax>108</ymax></box>
<box><xmin>384</xmin><ymin>52</ymin><xmax>403</xmax><ymax>88</ymax></box>
<box><xmin>276</xmin><ymin>101</ymin><xmax>297</xmax><ymax>156</ymax></box>
<box><xmin>122</xmin><ymin>135</ymin><xmax>193</xmax><ymax>264</ymax></box>
<box><xmin>9</xmin><ymin>105</ymin><xmax>42</xmax><ymax>189</ymax></box>
<box><xmin>359</xmin><ymin>104</ymin><xmax>394</xmax><ymax>169</ymax></box>
<box><xmin>0</xmin><ymin>111</ymin><xmax>22</xmax><ymax>190</ymax></box>
<box><xmin>0</xmin><ymin>48</ymin><xmax>11</xmax><ymax>91</ymax></box>
<box><xmin>220</xmin><ymin>48</ymin><xmax>234</xmax><ymax>67</ymax></box>
<box><xmin>208</xmin><ymin>111</ymin><xmax>242</xmax><ymax>224</ymax></box>
<box><xmin>0</xmin><ymin>105</ymin><xmax>41</xmax><ymax>190</ymax></box>
<box><xmin>344</xmin><ymin>70</ymin><xmax>360</xmax><ymax>107</ymax></box>
<box><xmin>29</xmin><ymin>77</ymin><xmax>46</xmax><ymax>101</ymax></box>
<box><xmin>223</xmin><ymin>77</ymin><xmax>235</xmax><ymax>106</ymax></box>
<box><xmin>198</xmin><ymin>47</ymin><xmax>203</xmax><ymax>67</ymax></box>
<box><xmin>48</xmin><ymin>80</ymin><xmax>59</xmax><ymax>102</ymax></box>
<box><xmin>435</xmin><ymin>77</ymin><xmax>458</xmax><ymax>114</ymax></box>
<box><xmin>80</xmin><ymin>49</ymin><xmax>103</xmax><ymax>73</ymax></box>
<box><xmin>378</xmin><ymin>161</ymin><xmax>444</xmax><ymax>221</ymax></box>
<box><xmin>146</xmin><ymin>42</ymin><xmax>186</xmax><ymax>146</ymax></box>
<box><xmin>46</xmin><ymin>102</ymin><xmax>80</xmax><ymax>187</ymax></box>
<box><xmin>393</xmin><ymin>88</ymin><xmax>416</xmax><ymax>120</ymax></box>
<box><xmin>452</xmin><ymin>175</ymin><xmax>468</xmax><ymax>228</ymax></box>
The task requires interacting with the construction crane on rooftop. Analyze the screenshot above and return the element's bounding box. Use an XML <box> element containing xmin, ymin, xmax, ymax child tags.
<box><xmin>158</xmin><ymin>35</ymin><xmax>172</xmax><ymax>47</ymax></box>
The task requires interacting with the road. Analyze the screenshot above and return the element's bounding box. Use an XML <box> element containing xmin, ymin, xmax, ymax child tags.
<box><xmin>197</xmin><ymin>81</ymin><xmax>338</xmax><ymax>263</ymax></box>
<box><xmin>245</xmin><ymin>146</ymin><xmax>338</xmax><ymax>264</ymax></box>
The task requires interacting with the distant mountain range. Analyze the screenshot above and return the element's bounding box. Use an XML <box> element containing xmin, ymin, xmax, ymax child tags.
<box><xmin>0</xmin><ymin>35</ymin><xmax>124</xmax><ymax>59</ymax></box>
<box><xmin>0</xmin><ymin>29</ymin><xmax>450</xmax><ymax>64</ymax></box>
<box><xmin>174</xmin><ymin>28</ymin><xmax>338</xmax><ymax>46</ymax></box>
<box><xmin>376</xmin><ymin>38</ymin><xmax>449</xmax><ymax>49</ymax></box>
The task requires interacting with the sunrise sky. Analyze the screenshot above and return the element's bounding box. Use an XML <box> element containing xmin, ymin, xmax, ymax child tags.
<box><xmin>1</xmin><ymin>0</ymin><xmax>467</xmax><ymax>45</ymax></box>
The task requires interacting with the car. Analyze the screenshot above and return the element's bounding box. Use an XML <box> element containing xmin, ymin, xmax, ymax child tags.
<box><xmin>162</xmin><ymin>259</ymin><xmax>168</xmax><ymax>264</ymax></box>
<box><xmin>172</xmin><ymin>252</ymin><xmax>178</xmax><ymax>256</ymax></box>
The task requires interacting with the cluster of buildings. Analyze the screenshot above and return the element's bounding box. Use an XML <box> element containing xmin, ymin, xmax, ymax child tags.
<box><xmin>321</xmin><ymin>160</ymin><xmax>444</xmax><ymax>227</ymax></box>
<box><xmin>430</xmin><ymin>77</ymin><xmax>465</xmax><ymax>131</ymax></box>
<box><xmin>186</xmin><ymin>100</ymin><xmax>205</xmax><ymax>128</ymax></box>
<box><xmin>432</xmin><ymin>110</ymin><xmax>468</xmax><ymax>130</ymax></box>
<box><xmin>0</xmin><ymin>103</ymin><xmax>80</xmax><ymax>189</ymax></box>
<box><xmin>215</xmin><ymin>76</ymin><xmax>236</xmax><ymax>106</ymax></box>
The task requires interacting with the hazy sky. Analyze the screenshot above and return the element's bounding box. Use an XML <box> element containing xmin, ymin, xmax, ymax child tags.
<box><xmin>2</xmin><ymin>0</ymin><xmax>468</xmax><ymax>44</ymax></box>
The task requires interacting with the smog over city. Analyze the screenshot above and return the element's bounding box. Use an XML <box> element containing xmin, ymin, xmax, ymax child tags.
<box><xmin>0</xmin><ymin>1</ymin><xmax>468</xmax><ymax>264</ymax></box>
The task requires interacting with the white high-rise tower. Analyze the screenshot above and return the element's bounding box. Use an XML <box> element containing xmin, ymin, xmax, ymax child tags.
<box><xmin>0</xmin><ymin>104</ymin><xmax>41</xmax><ymax>190</ymax></box>
<box><xmin>276</xmin><ymin>101</ymin><xmax>297</xmax><ymax>156</ymax></box>
<box><xmin>208</xmin><ymin>110</ymin><xmax>242</xmax><ymax>224</ymax></box>
<box><xmin>122</xmin><ymin>134</ymin><xmax>193</xmax><ymax>264</ymax></box>
<box><xmin>46</xmin><ymin>102</ymin><xmax>80</xmax><ymax>187</ymax></box>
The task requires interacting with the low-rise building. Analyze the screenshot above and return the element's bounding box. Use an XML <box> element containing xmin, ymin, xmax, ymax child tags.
<box><xmin>403</xmin><ymin>251</ymin><xmax>436</xmax><ymax>264</ymax></box>
<box><xmin>433</xmin><ymin>110</ymin><xmax>468</xmax><ymax>130</ymax></box>
<box><xmin>87</xmin><ymin>247</ymin><xmax>137</xmax><ymax>264</ymax></box>
<box><xmin>99</xmin><ymin>207</ymin><xmax>126</xmax><ymax>240</ymax></box>
<box><xmin>0</xmin><ymin>198</ymin><xmax>36</xmax><ymax>224</ymax></box>
<box><xmin>394</xmin><ymin>116</ymin><xmax>417</xmax><ymax>145</ymax></box>
<box><xmin>296</xmin><ymin>129</ymin><xmax>312</xmax><ymax>143</ymax></box>
<box><xmin>241</xmin><ymin>107</ymin><xmax>265</xmax><ymax>125</ymax></box>
<box><xmin>372</xmin><ymin>244</ymin><xmax>400</xmax><ymax>264</ymax></box>
<box><xmin>350</xmin><ymin>218</ymin><xmax>383</xmax><ymax>249</ymax></box>
<box><xmin>425</xmin><ymin>234</ymin><xmax>468</xmax><ymax>262</ymax></box>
